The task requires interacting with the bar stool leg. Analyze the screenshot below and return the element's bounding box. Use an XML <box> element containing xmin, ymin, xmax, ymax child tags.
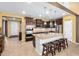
<box><xmin>54</xmin><ymin>49</ymin><xmax>56</xmax><ymax>55</ymax></box>
<box><xmin>51</xmin><ymin>47</ymin><xmax>56</xmax><ymax>56</ymax></box>
<box><xmin>58</xmin><ymin>45</ymin><xmax>61</xmax><ymax>52</ymax></box>
<box><xmin>42</xmin><ymin>45</ymin><xmax>49</xmax><ymax>56</ymax></box>
<box><xmin>63</xmin><ymin>42</ymin><xmax>66</xmax><ymax>50</ymax></box>
<box><xmin>64</xmin><ymin>39</ymin><xmax>68</xmax><ymax>48</ymax></box>
<box><xmin>66</xmin><ymin>39</ymin><xmax>68</xmax><ymax>47</ymax></box>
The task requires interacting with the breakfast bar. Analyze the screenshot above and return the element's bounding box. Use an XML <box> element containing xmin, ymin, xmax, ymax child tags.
<box><xmin>33</xmin><ymin>33</ymin><xmax>64</xmax><ymax>55</ymax></box>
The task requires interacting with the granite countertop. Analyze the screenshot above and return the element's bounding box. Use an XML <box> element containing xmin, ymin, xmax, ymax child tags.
<box><xmin>33</xmin><ymin>33</ymin><xmax>63</xmax><ymax>40</ymax></box>
<box><xmin>33</xmin><ymin>28</ymin><xmax>55</xmax><ymax>33</ymax></box>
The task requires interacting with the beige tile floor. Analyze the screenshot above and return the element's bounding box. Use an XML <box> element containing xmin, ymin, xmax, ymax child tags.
<box><xmin>1</xmin><ymin>37</ymin><xmax>79</xmax><ymax>56</ymax></box>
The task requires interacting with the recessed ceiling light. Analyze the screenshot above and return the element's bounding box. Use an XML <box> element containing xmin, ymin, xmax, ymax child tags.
<box><xmin>22</xmin><ymin>11</ymin><xmax>26</xmax><ymax>14</ymax></box>
<box><xmin>46</xmin><ymin>11</ymin><xmax>49</xmax><ymax>14</ymax></box>
<box><xmin>62</xmin><ymin>13</ymin><xmax>66</xmax><ymax>15</ymax></box>
<box><xmin>39</xmin><ymin>14</ymin><xmax>42</xmax><ymax>17</ymax></box>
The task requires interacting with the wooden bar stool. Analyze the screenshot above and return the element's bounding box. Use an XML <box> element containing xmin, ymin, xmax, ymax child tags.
<box><xmin>50</xmin><ymin>42</ymin><xmax>56</xmax><ymax>55</ymax></box>
<box><xmin>42</xmin><ymin>43</ymin><xmax>50</xmax><ymax>56</ymax></box>
<box><xmin>58</xmin><ymin>38</ymin><xmax>66</xmax><ymax>51</ymax></box>
<box><xmin>51</xmin><ymin>40</ymin><xmax>61</xmax><ymax>53</ymax></box>
<box><xmin>42</xmin><ymin>42</ymin><xmax>55</xmax><ymax>56</ymax></box>
<box><xmin>64</xmin><ymin>38</ymin><xmax>68</xmax><ymax>48</ymax></box>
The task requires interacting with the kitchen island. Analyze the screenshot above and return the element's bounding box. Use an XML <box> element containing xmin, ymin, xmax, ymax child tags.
<box><xmin>33</xmin><ymin>33</ymin><xmax>64</xmax><ymax>55</ymax></box>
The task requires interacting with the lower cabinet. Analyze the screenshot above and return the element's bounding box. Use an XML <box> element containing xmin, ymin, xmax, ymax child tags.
<box><xmin>26</xmin><ymin>34</ymin><xmax>34</xmax><ymax>41</ymax></box>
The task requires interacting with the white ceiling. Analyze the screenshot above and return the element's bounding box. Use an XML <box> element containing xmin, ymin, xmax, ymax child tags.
<box><xmin>0</xmin><ymin>2</ymin><xmax>69</xmax><ymax>20</ymax></box>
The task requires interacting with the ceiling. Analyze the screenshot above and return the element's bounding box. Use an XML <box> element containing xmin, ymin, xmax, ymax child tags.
<box><xmin>58</xmin><ymin>2</ymin><xmax>79</xmax><ymax>15</ymax></box>
<box><xmin>68</xmin><ymin>2</ymin><xmax>79</xmax><ymax>15</ymax></box>
<box><xmin>0</xmin><ymin>2</ymin><xmax>69</xmax><ymax>20</ymax></box>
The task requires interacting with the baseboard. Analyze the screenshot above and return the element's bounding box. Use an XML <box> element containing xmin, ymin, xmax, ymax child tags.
<box><xmin>69</xmin><ymin>40</ymin><xmax>79</xmax><ymax>44</ymax></box>
<box><xmin>74</xmin><ymin>42</ymin><xmax>79</xmax><ymax>44</ymax></box>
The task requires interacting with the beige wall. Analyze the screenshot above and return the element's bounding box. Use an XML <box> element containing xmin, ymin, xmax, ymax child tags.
<box><xmin>21</xmin><ymin>17</ymin><xmax>26</xmax><ymax>41</ymax></box>
<box><xmin>0</xmin><ymin>15</ymin><xmax>2</xmax><ymax>33</ymax></box>
<box><xmin>0</xmin><ymin>12</ymin><xmax>26</xmax><ymax>41</ymax></box>
<box><xmin>63</xmin><ymin>15</ymin><xmax>76</xmax><ymax>43</ymax></box>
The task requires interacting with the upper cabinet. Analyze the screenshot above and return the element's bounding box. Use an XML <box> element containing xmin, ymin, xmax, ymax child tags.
<box><xmin>36</xmin><ymin>19</ymin><xmax>44</xmax><ymax>27</ymax></box>
<box><xmin>25</xmin><ymin>17</ymin><xmax>63</xmax><ymax>28</ymax></box>
<box><xmin>56</xmin><ymin>18</ymin><xmax>63</xmax><ymax>25</ymax></box>
<box><xmin>25</xmin><ymin>17</ymin><xmax>36</xmax><ymax>25</ymax></box>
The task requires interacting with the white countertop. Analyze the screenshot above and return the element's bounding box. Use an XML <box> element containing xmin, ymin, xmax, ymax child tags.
<box><xmin>33</xmin><ymin>33</ymin><xmax>63</xmax><ymax>40</ymax></box>
<box><xmin>34</xmin><ymin>33</ymin><xmax>64</xmax><ymax>55</ymax></box>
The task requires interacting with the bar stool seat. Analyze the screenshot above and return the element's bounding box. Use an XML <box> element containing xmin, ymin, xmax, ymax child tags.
<box><xmin>51</xmin><ymin>40</ymin><xmax>61</xmax><ymax>53</ymax></box>
<box><xmin>58</xmin><ymin>38</ymin><xmax>66</xmax><ymax>51</ymax></box>
<box><xmin>42</xmin><ymin>42</ymin><xmax>55</xmax><ymax>56</ymax></box>
<box><xmin>42</xmin><ymin>43</ymin><xmax>50</xmax><ymax>56</ymax></box>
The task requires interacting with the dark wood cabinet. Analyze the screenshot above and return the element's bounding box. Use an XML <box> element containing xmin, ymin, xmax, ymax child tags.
<box><xmin>25</xmin><ymin>17</ymin><xmax>36</xmax><ymax>25</ymax></box>
<box><xmin>56</xmin><ymin>18</ymin><xmax>63</xmax><ymax>25</ymax></box>
<box><xmin>25</xmin><ymin>17</ymin><xmax>63</xmax><ymax>28</ymax></box>
<box><xmin>36</xmin><ymin>19</ymin><xmax>44</xmax><ymax>27</ymax></box>
<box><xmin>43</xmin><ymin>21</ymin><xmax>50</xmax><ymax>28</ymax></box>
<box><xmin>0</xmin><ymin>34</ymin><xmax>4</xmax><ymax>56</ymax></box>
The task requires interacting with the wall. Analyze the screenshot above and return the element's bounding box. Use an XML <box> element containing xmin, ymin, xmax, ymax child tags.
<box><xmin>0</xmin><ymin>15</ymin><xmax>2</xmax><ymax>33</ymax></box>
<box><xmin>21</xmin><ymin>17</ymin><xmax>26</xmax><ymax>41</ymax></box>
<box><xmin>76</xmin><ymin>16</ymin><xmax>79</xmax><ymax>43</ymax></box>
<box><xmin>0</xmin><ymin>12</ymin><xmax>26</xmax><ymax>41</ymax></box>
<box><xmin>63</xmin><ymin>15</ymin><xmax>76</xmax><ymax>43</ymax></box>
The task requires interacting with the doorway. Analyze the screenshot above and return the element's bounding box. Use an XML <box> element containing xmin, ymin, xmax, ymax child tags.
<box><xmin>10</xmin><ymin>20</ymin><xmax>21</xmax><ymax>37</ymax></box>
<box><xmin>63</xmin><ymin>20</ymin><xmax>72</xmax><ymax>42</ymax></box>
<box><xmin>2</xmin><ymin>16</ymin><xmax>22</xmax><ymax>39</ymax></box>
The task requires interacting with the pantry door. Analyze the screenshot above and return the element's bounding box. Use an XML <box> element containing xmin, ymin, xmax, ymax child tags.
<box><xmin>63</xmin><ymin>20</ymin><xmax>72</xmax><ymax>41</ymax></box>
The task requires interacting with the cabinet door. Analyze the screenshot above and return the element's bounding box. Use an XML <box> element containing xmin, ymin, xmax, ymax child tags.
<box><xmin>36</xmin><ymin>19</ymin><xmax>43</xmax><ymax>27</ymax></box>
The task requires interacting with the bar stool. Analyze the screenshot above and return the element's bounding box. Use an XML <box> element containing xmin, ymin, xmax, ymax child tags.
<box><xmin>42</xmin><ymin>43</ymin><xmax>50</xmax><ymax>56</ymax></box>
<box><xmin>42</xmin><ymin>42</ymin><xmax>55</xmax><ymax>56</ymax></box>
<box><xmin>50</xmin><ymin>42</ymin><xmax>56</xmax><ymax>55</ymax></box>
<box><xmin>64</xmin><ymin>38</ymin><xmax>68</xmax><ymax>48</ymax></box>
<box><xmin>51</xmin><ymin>40</ymin><xmax>61</xmax><ymax>53</ymax></box>
<box><xmin>58</xmin><ymin>38</ymin><xmax>66</xmax><ymax>51</ymax></box>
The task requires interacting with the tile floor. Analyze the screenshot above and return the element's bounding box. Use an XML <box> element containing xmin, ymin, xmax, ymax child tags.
<box><xmin>1</xmin><ymin>37</ymin><xmax>79</xmax><ymax>56</ymax></box>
